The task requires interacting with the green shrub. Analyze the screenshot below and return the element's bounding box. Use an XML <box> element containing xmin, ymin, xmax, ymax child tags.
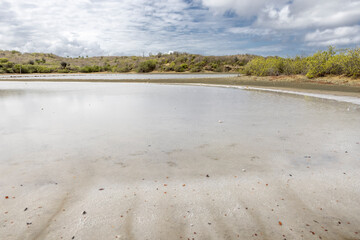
<box><xmin>306</xmin><ymin>52</ymin><xmax>328</xmax><ymax>78</ymax></box>
<box><xmin>342</xmin><ymin>48</ymin><xmax>360</xmax><ymax>78</ymax></box>
<box><xmin>0</xmin><ymin>61</ymin><xmax>14</xmax><ymax>69</ymax></box>
<box><xmin>174</xmin><ymin>63</ymin><xmax>188</xmax><ymax>72</ymax></box>
<box><xmin>80</xmin><ymin>65</ymin><xmax>101</xmax><ymax>73</ymax></box>
<box><xmin>80</xmin><ymin>66</ymin><xmax>92</xmax><ymax>73</ymax></box>
<box><xmin>57</xmin><ymin>69</ymin><xmax>70</xmax><ymax>73</ymax></box>
<box><xmin>280</xmin><ymin>57</ymin><xmax>308</xmax><ymax>75</ymax></box>
<box><xmin>103</xmin><ymin>63</ymin><xmax>112</xmax><ymax>72</ymax></box>
<box><xmin>167</xmin><ymin>62</ymin><xmax>176</xmax><ymax>71</ymax></box>
<box><xmin>116</xmin><ymin>65</ymin><xmax>131</xmax><ymax>73</ymax></box>
<box><xmin>190</xmin><ymin>65</ymin><xmax>202</xmax><ymax>72</ymax></box>
<box><xmin>137</xmin><ymin>60</ymin><xmax>157</xmax><ymax>73</ymax></box>
<box><xmin>13</xmin><ymin>64</ymin><xmax>22</xmax><ymax>73</ymax></box>
<box><xmin>0</xmin><ymin>58</ymin><xmax>9</xmax><ymax>63</ymax></box>
<box><xmin>79</xmin><ymin>65</ymin><xmax>102</xmax><ymax>73</ymax></box>
<box><xmin>244</xmin><ymin>57</ymin><xmax>284</xmax><ymax>76</ymax></box>
<box><xmin>214</xmin><ymin>65</ymin><xmax>223</xmax><ymax>72</ymax></box>
<box><xmin>210</xmin><ymin>63</ymin><xmax>218</xmax><ymax>71</ymax></box>
<box><xmin>324</xmin><ymin>54</ymin><xmax>344</xmax><ymax>75</ymax></box>
<box><xmin>13</xmin><ymin>64</ymin><xmax>32</xmax><ymax>73</ymax></box>
<box><xmin>306</xmin><ymin>46</ymin><xmax>337</xmax><ymax>78</ymax></box>
<box><xmin>35</xmin><ymin>65</ymin><xmax>55</xmax><ymax>73</ymax></box>
<box><xmin>243</xmin><ymin>46</ymin><xmax>360</xmax><ymax>78</ymax></box>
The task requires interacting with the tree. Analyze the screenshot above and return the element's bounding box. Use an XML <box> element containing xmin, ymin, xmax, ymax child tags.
<box><xmin>60</xmin><ymin>61</ymin><xmax>67</xmax><ymax>69</ymax></box>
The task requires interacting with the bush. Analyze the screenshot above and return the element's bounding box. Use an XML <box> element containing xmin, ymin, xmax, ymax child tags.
<box><xmin>324</xmin><ymin>54</ymin><xmax>344</xmax><ymax>75</ymax></box>
<box><xmin>174</xmin><ymin>63</ymin><xmax>188</xmax><ymax>72</ymax></box>
<box><xmin>165</xmin><ymin>62</ymin><xmax>176</xmax><ymax>71</ymax></box>
<box><xmin>35</xmin><ymin>65</ymin><xmax>55</xmax><ymax>73</ymax></box>
<box><xmin>244</xmin><ymin>57</ymin><xmax>284</xmax><ymax>76</ymax></box>
<box><xmin>0</xmin><ymin>58</ymin><xmax>8</xmax><ymax>63</ymax></box>
<box><xmin>57</xmin><ymin>69</ymin><xmax>70</xmax><ymax>73</ymax></box>
<box><xmin>136</xmin><ymin>60</ymin><xmax>157</xmax><ymax>73</ymax></box>
<box><xmin>13</xmin><ymin>64</ymin><xmax>31</xmax><ymax>73</ymax></box>
<box><xmin>190</xmin><ymin>65</ymin><xmax>202</xmax><ymax>72</ymax></box>
<box><xmin>80</xmin><ymin>66</ymin><xmax>93</xmax><ymax>73</ymax></box>
<box><xmin>0</xmin><ymin>61</ymin><xmax>14</xmax><ymax>69</ymax></box>
<box><xmin>5</xmin><ymin>68</ymin><xmax>14</xmax><ymax>73</ymax></box>
<box><xmin>79</xmin><ymin>65</ymin><xmax>102</xmax><ymax>73</ymax></box>
<box><xmin>306</xmin><ymin>51</ymin><xmax>331</xmax><ymax>78</ymax></box>
<box><xmin>103</xmin><ymin>63</ymin><xmax>112</xmax><ymax>72</ymax></box>
<box><xmin>116</xmin><ymin>65</ymin><xmax>131</xmax><ymax>73</ymax></box>
<box><xmin>342</xmin><ymin>48</ymin><xmax>360</xmax><ymax>78</ymax></box>
<box><xmin>243</xmin><ymin>46</ymin><xmax>360</xmax><ymax>78</ymax></box>
<box><xmin>281</xmin><ymin>57</ymin><xmax>308</xmax><ymax>75</ymax></box>
<box><xmin>80</xmin><ymin>66</ymin><xmax>92</xmax><ymax>73</ymax></box>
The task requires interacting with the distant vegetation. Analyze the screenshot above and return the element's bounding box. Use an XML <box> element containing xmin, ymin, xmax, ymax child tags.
<box><xmin>1</xmin><ymin>47</ymin><xmax>359</xmax><ymax>79</ymax></box>
<box><xmin>0</xmin><ymin>50</ymin><xmax>254</xmax><ymax>74</ymax></box>
<box><xmin>243</xmin><ymin>46</ymin><xmax>360</xmax><ymax>78</ymax></box>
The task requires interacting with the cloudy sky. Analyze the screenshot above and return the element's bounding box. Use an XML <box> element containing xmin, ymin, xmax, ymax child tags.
<box><xmin>1</xmin><ymin>0</ymin><xmax>360</xmax><ymax>57</ymax></box>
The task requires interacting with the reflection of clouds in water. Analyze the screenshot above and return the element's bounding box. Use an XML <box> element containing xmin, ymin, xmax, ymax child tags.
<box><xmin>0</xmin><ymin>82</ymin><xmax>359</xmax><ymax>171</ymax></box>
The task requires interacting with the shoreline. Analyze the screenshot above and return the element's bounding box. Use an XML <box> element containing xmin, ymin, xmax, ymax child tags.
<box><xmin>177</xmin><ymin>83</ymin><xmax>360</xmax><ymax>105</ymax></box>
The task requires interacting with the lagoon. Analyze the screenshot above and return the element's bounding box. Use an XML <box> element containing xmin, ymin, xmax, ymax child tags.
<box><xmin>1</xmin><ymin>82</ymin><xmax>360</xmax><ymax>239</ymax></box>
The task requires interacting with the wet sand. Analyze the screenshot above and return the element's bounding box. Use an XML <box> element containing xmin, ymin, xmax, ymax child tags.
<box><xmin>1</xmin><ymin>82</ymin><xmax>360</xmax><ymax>240</ymax></box>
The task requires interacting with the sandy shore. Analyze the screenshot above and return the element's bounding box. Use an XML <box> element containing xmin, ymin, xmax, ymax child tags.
<box><xmin>2</xmin><ymin>149</ymin><xmax>360</xmax><ymax>240</ymax></box>
<box><xmin>2</xmin><ymin>166</ymin><xmax>360</xmax><ymax>240</ymax></box>
<box><xmin>1</xmin><ymin>79</ymin><xmax>360</xmax><ymax>240</ymax></box>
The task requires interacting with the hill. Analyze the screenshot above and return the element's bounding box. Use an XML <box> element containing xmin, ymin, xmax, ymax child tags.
<box><xmin>0</xmin><ymin>50</ymin><xmax>255</xmax><ymax>74</ymax></box>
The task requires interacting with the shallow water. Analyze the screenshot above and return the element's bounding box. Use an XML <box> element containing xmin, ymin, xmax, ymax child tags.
<box><xmin>1</xmin><ymin>82</ymin><xmax>360</xmax><ymax>240</ymax></box>
<box><xmin>0</xmin><ymin>82</ymin><xmax>359</xmax><ymax>167</ymax></box>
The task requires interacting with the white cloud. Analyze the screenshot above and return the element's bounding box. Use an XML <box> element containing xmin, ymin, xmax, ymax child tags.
<box><xmin>0</xmin><ymin>0</ymin><xmax>206</xmax><ymax>56</ymax></box>
<box><xmin>245</xmin><ymin>45</ymin><xmax>285</xmax><ymax>55</ymax></box>
<box><xmin>0</xmin><ymin>0</ymin><xmax>359</xmax><ymax>57</ymax></box>
<box><xmin>227</xmin><ymin>27</ymin><xmax>274</xmax><ymax>36</ymax></box>
<box><xmin>256</xmin><ymin>0</ymin><xmax>360</xmax><ymax>30</ymax></box>
<box><xmin>201</xmin><ymin>0</ymin><xmax>360</xmax><ymax>53</ymax></box>
<box><xmin>202</xmin><ymin>0</ymin><xmax>360</xmax><ymax>30</ymax></box>
<box><xmin>200</xmin><ymin>0</ymin><xmax>288</xmax><ymax>18</ymax></box>
<box><xmin>305</xmin><ymin>26</ymin><xmax>360</xmax><ymax>46</ymax></box>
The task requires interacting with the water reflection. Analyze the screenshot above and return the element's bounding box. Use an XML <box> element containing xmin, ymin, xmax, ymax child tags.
<box><xmin>0</xmin><ymin>82</ymin><xmax>359</xmax><ymax>172</ymax></box>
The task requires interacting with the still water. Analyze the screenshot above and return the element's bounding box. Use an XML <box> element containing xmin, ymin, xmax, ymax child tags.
<box><xmin>0</xmin><ymin>81</ymin><xmax>359</xmax><ymax>170</ymax></box>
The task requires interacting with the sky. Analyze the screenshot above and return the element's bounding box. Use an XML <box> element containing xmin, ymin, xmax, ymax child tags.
<box><xmin>0</xmin><ymin>0</ymin><xmax>360</xmax><ymax>57</ymax></box>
